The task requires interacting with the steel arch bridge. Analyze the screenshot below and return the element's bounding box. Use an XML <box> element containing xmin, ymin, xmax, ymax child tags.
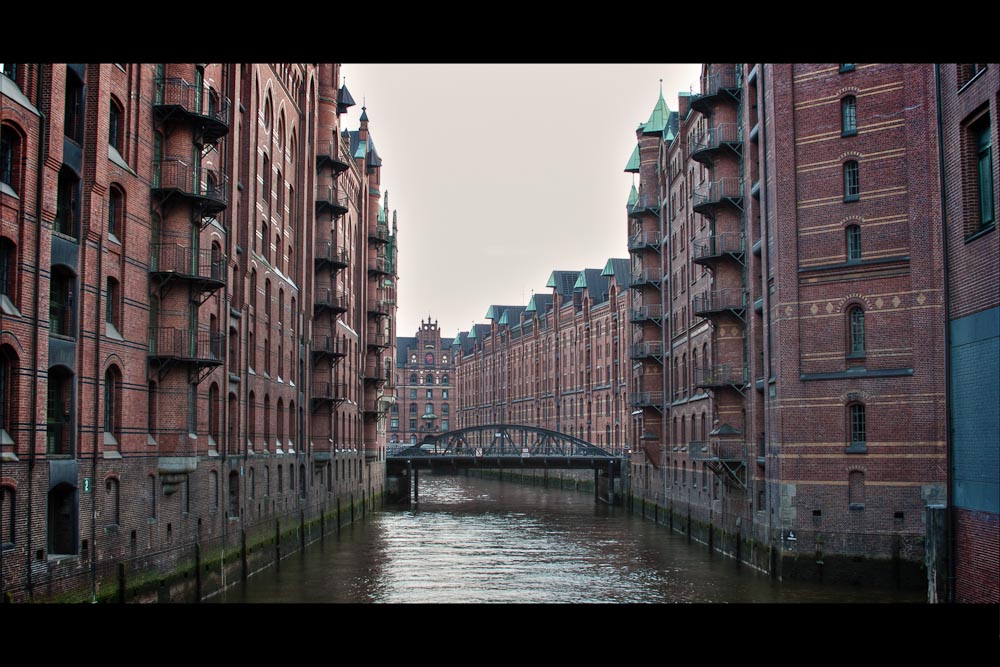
<box><xmin>389</xmin><ymin>424</ymin><xmax>617</xmax><ymax>459</ymax></box>
<box><xmin>385</xmin><ymin>424</ymin><xmax>625</xmax><ymax>505</ymax></box>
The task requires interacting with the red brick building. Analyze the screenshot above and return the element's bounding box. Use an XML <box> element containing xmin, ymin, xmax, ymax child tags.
<box><xmin>393</xmin><ymin>317</ymin><xmax>455</xmax><ymax>445</ymax></box>
<box><xmin>455</xmin><ymin>260</ymin><xmax>632</xmax><ymax>455</ymax></box>
<box><xmin>935</xmin><ymin>63</ymin><xmax>999</xmax><ymax>603</ymax></box>
<box><xmin>625</xmin><ymin>64</ymin><xmax>950</xmax><ymax>588</ymax></box>
<box><xmin>0</xmin><ymin>63</ymin><xmax>399</xmax><ymax>601</ymax></box>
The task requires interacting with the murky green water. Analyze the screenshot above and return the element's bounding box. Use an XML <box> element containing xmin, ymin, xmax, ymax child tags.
<box><xmin>214</xmin><ymin>474</ymin><xmax>925</xmax><ymax>603</ymax></box>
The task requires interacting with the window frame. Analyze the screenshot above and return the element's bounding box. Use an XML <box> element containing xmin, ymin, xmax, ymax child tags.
<box><xmin>841</xmin><ymin>96</ymin><xmax>857</xmax><ymax>137</ymax></box>
<box><xmin>847</xmin><ymin>403</ymin><xmax>867</xmax><ymax>453</ymax></box>
<box><xmin>975</xmin><ymin>119</ymin><xmax>994</xmax><ymax>231</ymax></box>
<box><xmin>846</xmin><ymin>224</ymin><xmax>862</xmax><ymax>262</ymax></box>
<box><xmin>848</xmin><ymin>306</ymin><xmax>865</xmax><ymax>358</ymax></box>
<box><xmin>843</xmin><ymin>160</ymin><xmax>860</xmax><ymax>202</ymax></box>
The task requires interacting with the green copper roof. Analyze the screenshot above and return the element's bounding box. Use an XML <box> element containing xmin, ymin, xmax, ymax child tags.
<box><xmin>467</xmin><ymin>326</ymin><xmax>477</xmax><ymax>339</ymax></box>
<box><xmin>452</xmin><ymin>332</ymin><xmax>463</xmax><ymax>346</ymax></box>
<box><xmin>498</xmin><ymin>310</ymin><xmax>509</xmax><ymax>325</ymax></box>
<box><xmin>378</xmin><ymin>204</ymin><xmax>387</xmax><ymax>223</ymax></box>
<box><xmin>627</xmin><ymin>184</ymin><xmax>638</xmax><ymax>207</ymax></box>
<box><xmin>573</xmin><ymin>272</ymin><xmax>588</xmax><ymax>289</ymax></box>
<box><xmin>354</xmin><ymin>140</ymin><xmax>367</xmax><ymax>159</ymax></box>
<box><xmin>642</xmin><ymin>86</ymin><xmax>670</xmax><ymax>136</ymax></box>
<box><xmin>525</xmin><ymin>294</ymin><xmax>538</xmax><ymax>313</ymax></box>
<box><xmin>601</xmin><ymin>259</ymin><xmax>615</xmax><ymax>277</ymax></box>
<box><xmin>625</xmin><ymin>144</ymin><xmax>641</xmax><ymax>173</ymax></box>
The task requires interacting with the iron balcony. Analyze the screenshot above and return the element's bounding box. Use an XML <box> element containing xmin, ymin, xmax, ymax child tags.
<box><xmin>316</xmin><ymin>139</ymin><xmax>351</xmax><ymax>173</ymax></box>
<box><xmin>689</xmin><ymin>66</ymin><xmax>741</xmax><ymax>115</ymax></box>
<box><xmin>694</xmin><ymin>364</ymin><xmax>748</xmax><ymax>390</ymax></box>
<box><xmin>314</xmin><ymin>242</ymin><xmax>349</xmax><ymax>270</ymax></box>
<box><xmin>314</xmin><ymin>289</ymin><xmax>349</xmax><ymax>315</ymax></box>
<box><xmin>630</xmin><ymin>340</ymin><xmax>664</xmax><ymax>360</ymax></box>
<box><xmin>692</xmin><ymin>232</ymin><xmax>745</xmax><ymax>266</ymax></box>
<box><xmin>367</xmin><ymin>295</ymin><xmax>391</xmax><ymax>316</ymax></box>
<box><xmin>311</xmin><ymin>335</ymin><xmax>347</xmax><ymax>360</ymax></box>
<box><xmin>151</xmin><ymin>159</ymin><xmax>229</xmax><ymax>214</ymax></box>
<box><xmin>368</xmin><ymin>256</ymin><xmax>393</xmax><ymax>276</ymax></box>
<box><xmin>692</xmin><ymin>177</ymin><xmax>743</xmax><ymax>214</ymax></box>
<box><xmin>148</xmin><ymin>328</ymin><xmax>223</xmax><ymax>364</ymax></box>
<box><xmin>311</xmin><ymin>382</ymin><xmax>347</xmax><ymax>410</ymax></box>
<box><xmin>688</xmin><ymin>123</ymin><xmax>742</xmax><ymax>165</ymax></box>
<box><xmin>693</xmin><ymin>288</ymin><xmax>746</xmax><ymax>318</ymax></box>
<box><xmin>689</xmin><ymin>439</ymin><xmax>747</xmax><ymax>463</ymax></box>
<box><xmin>368</xmin><ymin>225</ymin><xmax>391</xmax><ymax>244</ymax></box>
<box><xmin>628</xmin><ymin>230</ymin><xmax>661</xmax><ymax>252</ymax></box>
<box><xmin>367</xmin><ymin>333</ymin><xmax>389</xmax><ymax>348</ymax></box>
<box><xmin>630</xmin><ymin>391</ymin><xmax>664</xmax><ymax>408</ymax></box>
<box><xmin>153</xmin><ymin>78</ymin><xmax>231</xmax><ymax>143</ymax></box>
<box><xmin>629</xmin><ymin>268</ymin><xmax>662</xmax><ymax>289</ymax></box>
<box><xmin>149</xmin><ymin>244</ymin><xmax>226</xmax><ymax>292</ymax></box>
<box><xmin>315</xmin><ymin>184</ymin><xmax>350</xmax><ymax>216</ymax></box>
<box><xmin>629</xmin><ymin>303</ymin><xmax>663</xmax><ymax>323</ymax></box>
<box><xmin>628</xmin><ymin>194</ymin><xmax>660</xmax><ymax>216</ymax></box>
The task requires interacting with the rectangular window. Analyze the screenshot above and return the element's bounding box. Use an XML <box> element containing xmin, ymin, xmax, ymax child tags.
<box><xmin>409</xmin><ymin>419</ymin><xmax>416</xmax><ymax>430</ymax></box>
<box><xmin>846</xmin><ymin>226</ymin><xmax>861</xmax><ymax>261</ymax></box>
<box><xmin>841</xmin><ymin>96</ymin><xmax>857</xmax><ymax>136</ymax></box>
<box><xmin>844</xmin><ymin>161</ymin><xmax>859</xmax><ymax>201</ymax></box>
<box><xmin>839</xmin><ymin>63</ymin><xmax>855</xmax><ymax>73</ymax></box>
<box><xmin>976</xmin><ymin>121</ymin><xmax>994</xmax><ymax>229</ymax></box>
<box><xmin>850</xmin><ymin>404</ymin><xmax>866</xmax><ymax>447</ymax></box>
<box><xmin>426</xmin><ymin>389</ymin><xmax>432</xmax><ymax>399</ymax></box>
<box><xmin>409</xmin><ymin>389</ymin><xmax>416</xmax><ymax>399</ymax></box>
<box><xmin>390</xmin><ymin>419</ymin><xmax>398</xmax><ymax>430</ymax></box>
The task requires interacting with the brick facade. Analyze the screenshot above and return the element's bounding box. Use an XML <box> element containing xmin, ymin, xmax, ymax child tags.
<box><xmin>393</xmin><ymin>318</ymin><xmax>455</xmax><ymax>445</ymax></box>
<box><xmin>624</xmin><ymin>64</ymin><xmax>953</xmax><ymax>588</ymax></box>
<box><xmin>936</xmin><ymin>63</ymin><xmax>999</xmax><ymax>603</ymax></box>
<box><xmin>455</xmin><ymin>262</ymin><xmax>631</xmax><ymax>455</ymax></box>
<box><xmin>0</xmin><ymin>63</ymin><xmax>398</xmax><ymax>601</ymax></box>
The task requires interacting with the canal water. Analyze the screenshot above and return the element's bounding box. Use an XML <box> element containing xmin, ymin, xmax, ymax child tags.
<box><xmin>214</xmin><ymin>474</ymin><xmax>924</xmax><ymax>603</ymax></box>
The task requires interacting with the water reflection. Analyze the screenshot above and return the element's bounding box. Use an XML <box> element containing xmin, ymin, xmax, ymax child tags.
<box><xmin>215</xmin><ymin>474</ymin><xmax>924</xmax><ymax>604</ymax></box>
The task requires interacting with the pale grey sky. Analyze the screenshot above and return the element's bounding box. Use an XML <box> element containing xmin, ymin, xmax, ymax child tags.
<box><xmin>341</xmin><ymin>64</ymin><xmax>701</xmax><ymax>340</ymax></box>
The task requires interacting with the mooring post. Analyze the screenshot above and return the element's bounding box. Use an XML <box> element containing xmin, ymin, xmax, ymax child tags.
<box><xmin>413</xmin><ymin>469</ymin><xmax>419</xmax><ymax>504</ymax></box>
<box><xmin>117</xmin><ymin>562</ymin><xmax>126</xmax><ymax>603</ymax></box>
<box><xmin>608</xmin><ymin>461</ymin><xmax>615</xmax><ymax>505</ymax></box>
<box><xmin>241</xmin><ymin>529</ymin><xmax>248</xmax><ymax>580</ymax></box>
<box><xmin>194</xmin><ymin>542</ymin><xmax>202</xmax><ymax>603</ymax></box>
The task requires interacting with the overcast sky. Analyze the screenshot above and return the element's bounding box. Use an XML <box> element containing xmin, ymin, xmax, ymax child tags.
<box><xmin>340</xmin><ymin>64</ymin><xmax>701</xmax><ymax>340</ymax></box>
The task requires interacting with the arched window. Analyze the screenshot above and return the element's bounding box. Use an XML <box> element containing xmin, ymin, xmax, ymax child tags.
<box><xmin>1</xmin><ymin>484</ymin><xmax>16</xmax><ymax>547</ymax></box>
<box><xmin>47</xmin><ymin>366</ymin><xmax>73</xmax><ymax>455</ymax></box>
<box><xmin>105</xmin><ymin>276</ymin><xmax>121</xmax><ymax>334</ymax></box>
<box><xmin>841</xmin><ymin>96</ymin><xmax>857</xmax><ymax>136</ymax></box>
<box><xmin>0</xmin><ymin>237</ymin><xmax>17</xmax><ymax>314</ymax></box>
<box><xmin>103</xmin><ymin>366</ymin><xmax>122</xmax><ymax>444</ymax></box>
<box><xmin>55</xmin><ymin>167</ymin><xmax>80</xmax><ymax>238</ymax></box>
<box><xmin>109</xmin><ymin>97</ymin><xmax>124</xmax><ymax>153</ymax></box>
<box><xmin>209</xmin><ymin>470</ymin><xmax>219</xmax><ymax>511</ymax></box>
<box><xmin>276</xmin><ymin>397</ymin><xmax>284</xmax><ymax>445</ymax></box>
<box><xmin>107</xmin><ymin>185</ymin><xmax>124</xmax><ymax>242</ymax></box>
<box><xmin>263</xmin><ymin>394</ymin><xmax>271</xmax><ymax>444</ymax></box>
<box><xmin>64</xmin><ymin>65</ymin><xmax>84</xmax><ymax>143</ymax></box>
<box><xmin>1</xmin><ymin>344</ymin><xmax>18</xmax><ymax>444</ymax></box>
<box><xmin>442</xmin><ymin>374</ymin><xmax>449</xmax><ymax>385</ymax></box>
<box><xmin>410</xmin><ymin>373</ymin><xmax>417</xmax><ymax>384</ymax></box>
<box><xmin>288</xmin><ymin>400</ymin><xmax>295</xmax><ymax>446</ymax></box>
<box><xmin>848</xmin><ymin>403</ymin><xmax>867</xmax><ymax>451</ymax></box>
<box><xmin>105</xmin><ymin>478</ymin><xmax>120</xmax><ymax>526</ymax></box>
<box><xmin>1</xmin><ymin>124</ymin><xmax>22</xmax><ymax>194</ymax></box>
<box><xmin>844</xmin><ymin>160</ymin><xmax>860</xmax><ymax>201</ymax></box>
<box><xmin>248</xmin><ymin>391</ymin><xmax>256</xmax><ymax>446</ymax></box>
<box><xmin>849</xmin><ymin>470</ymin><xmax>865</xmax><ymax>508</ymax></box>
<box><xmin>846</xmin><ymin>224</ymin><xmax>862</xmax><ymax>262</ymax></box>
<box><xmin>848</xmin><ymin>307</ymin><xmax>865</xmax><ymax>356</ymax></box>
<box><xmin>208</xmin><ymin>382</ymin><xmax>220</xmax><ymax>446</ymax></box>
<box><xmin>48</xmin><ymin>483</ymin><xmax>77</xmax><ymax>555</ymax></box>
<box><xmin>228</xmin><ymin>470</ymin><xmax>239</xmax><ymax>517</ymax></box>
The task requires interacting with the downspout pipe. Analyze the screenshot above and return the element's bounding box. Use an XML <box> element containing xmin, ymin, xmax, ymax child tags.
<box><xmin>26</xmin><ymin>64</ymin><xmax>49</xmax><ymax>599</ymax></box>
<box><xmin>933</xmin><ymin>64</ymin><xmax>955</xmax><ymax>603</ymax></box>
